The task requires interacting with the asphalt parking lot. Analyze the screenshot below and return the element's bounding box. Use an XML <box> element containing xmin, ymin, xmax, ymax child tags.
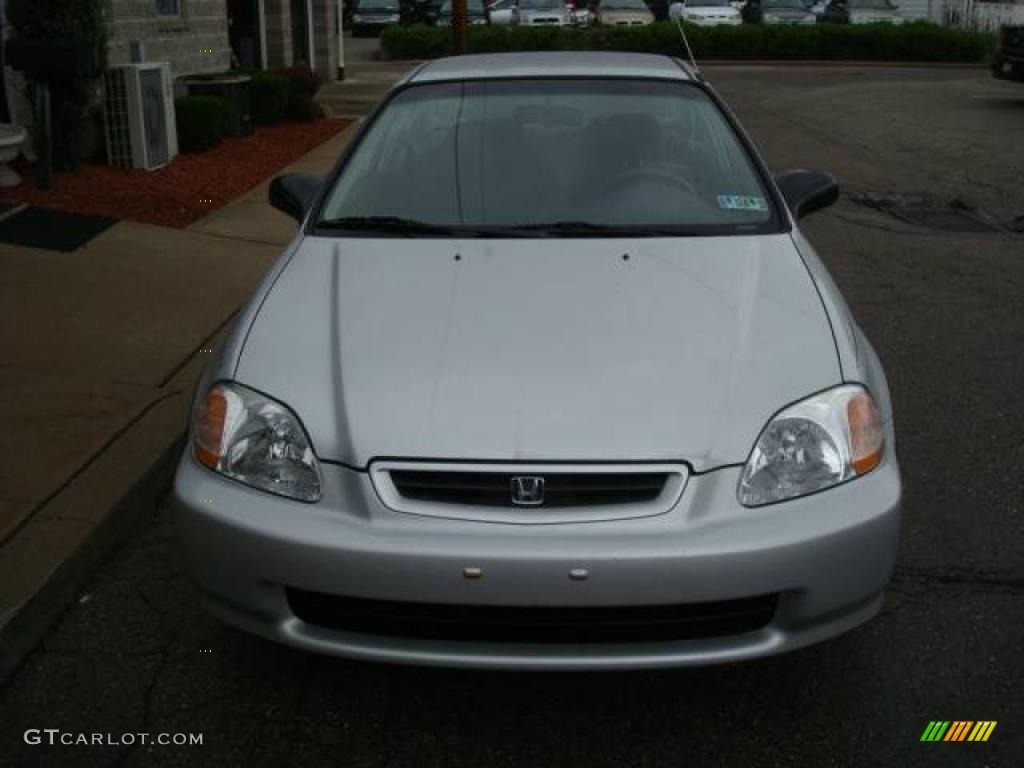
<box><xmin>3</xmin><ymin>65</ymin><xmax>1022</xmax><ymax>767</ymax></box>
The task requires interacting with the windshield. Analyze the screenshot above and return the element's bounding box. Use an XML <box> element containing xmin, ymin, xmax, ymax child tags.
<box><xmin>603</xmin><ymin>0</ymin><xmax>649</xmax><ymax>9</ymax></box>
<box><xmin>685</xmin><ymin>0</ymin><xmax>733</xmax><ymax>7</ymax></box>
<box><xmin>518</xmin><ymin>0</ymin><xmax>563</xmax><ymax>9</ymax></box>
<box><xmin>357</xmin><ymin>0</ymin><xmax>398</xmax><ymax>10</ymax></box>
<box><xmin>847</xmin><ymin>0</ymin><xmax>896</xmax><ymax>8</ymax></box>
<box><xmin>319</xmin><ymin>79</ymin><xmax>777</xmax><ymax>236</ymax></box>
<box><xmin>762</xmin><ymin>0</ymin><xmax>808</xmax><ymax>9</ymax></box>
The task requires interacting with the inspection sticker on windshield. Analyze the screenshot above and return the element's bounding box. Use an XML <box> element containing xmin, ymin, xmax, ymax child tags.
<box><xmin>717</xmin><ymin>195</ymin><xmax>768</xmax><ymax>212</ymax></box>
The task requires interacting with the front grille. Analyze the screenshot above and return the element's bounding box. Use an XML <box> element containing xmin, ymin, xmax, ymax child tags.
<box><xmin>390</xmin><ymin>470</ymin><xmax>668</xmax><ymax>508</ymax></box>
<box><xmin>286</xmin><ymin>589</ymin><xmax>779</xmax><ymax>644</ymax></box>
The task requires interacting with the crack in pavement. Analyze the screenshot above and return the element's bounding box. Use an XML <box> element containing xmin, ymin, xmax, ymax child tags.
<box><xmin>891</xmin><ymin>564</ymin><xmax>1024</xmax><ymax>593</ymax></box>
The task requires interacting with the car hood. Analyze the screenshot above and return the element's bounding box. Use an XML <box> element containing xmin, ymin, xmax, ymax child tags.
<box><xmin>236</xmin><ymin>235</ymin><xmax>840</xmax><ymax>470</ymax></box>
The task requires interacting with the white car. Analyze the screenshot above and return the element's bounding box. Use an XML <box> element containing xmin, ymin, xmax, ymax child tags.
<box><xmin>669</xmin><ymin>0</ymin><xmax>742</xmax><ymax>25</ymax></box>
<box><xmin>175</xmin><ymin>51</ymin><xmax>902</xmax><ymax>671</ymax></box>
<box><xmin>487</xmin><ymin>0</ymin><xmax>521</xmax><ymax>25</ymax></box>
<box><xmin>598</xmin><ymin>0</ymin><xmax>655</xmax><ymax>26</ymax></box>
<box><xmin>518</xmin><ymin>0</ymin><xmax>573</xmax><ymax>25</ymax></box>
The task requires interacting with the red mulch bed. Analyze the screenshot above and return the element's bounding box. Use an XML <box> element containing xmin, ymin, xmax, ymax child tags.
<box><xmin>2</xmin><ymin>118</ymin><xmax>352</xmax><ymax>229</ymax></box>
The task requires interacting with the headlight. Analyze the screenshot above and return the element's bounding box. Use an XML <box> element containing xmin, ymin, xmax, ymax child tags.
<box><xmin>192</xmin><ymin>382</ymin><xmax>321</xmax><ymax>502</ymax></box>
<box><xmin>738</xmin><ymin>385</ymin><xmax>884</xmax><ymax>507</ymax></box>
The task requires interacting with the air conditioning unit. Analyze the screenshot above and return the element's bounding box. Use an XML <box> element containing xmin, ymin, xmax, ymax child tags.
<box><xmin>104</xmin><ymin>63</ymin><xmax>178</xmax><ymax>170</ymax></box>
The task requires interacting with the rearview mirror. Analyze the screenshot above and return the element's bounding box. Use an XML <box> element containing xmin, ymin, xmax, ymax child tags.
<box><xmin>269</xmin><ymin>173</ymin><xmax>324</xmax><ymax>223</ymax></box>
<box><xmin>774</xmin><ymin>170</ymin><xmax>839</xmax><ymax>220</ymax></box>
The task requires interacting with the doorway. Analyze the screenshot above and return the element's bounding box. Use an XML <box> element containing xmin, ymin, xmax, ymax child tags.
<box><xmin>290</xmin><ymin>0</ymin><xmax>313</xmax><ymax>66</ymax></box>
<box><xmin>228</xmin><ymin>0</ymin><xmax>265</xmax><ymax>70</ymax></box>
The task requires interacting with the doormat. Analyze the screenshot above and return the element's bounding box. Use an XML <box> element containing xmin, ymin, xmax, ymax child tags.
<box><xmin>0</xmin><ymin>206</ymin><xmax>119</xmax><ymax>252</ymax></box>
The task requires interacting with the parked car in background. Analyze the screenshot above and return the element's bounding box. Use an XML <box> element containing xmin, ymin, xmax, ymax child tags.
<box><xmin>488</xmin><ymin>0</ymin><xmax>521</xmax><ymax>24</ymax></box>
<box><xmin>669</xmin><ymin>0</ymin><xmax>742</xmax><ymax>25</ymax></box>
<box><xmin>993</xmin><ymin>25</ymin><xmax>1024</xmax><ymax>83</ymax></box>
<box><xmin>597</xmin><ymin>0</ymin><xmax>655</xmax><ymax>25</ymax></box>
<box><xmin>517</xmin><ymin>0</ymin><xmax>573</xmax><ymax>25</ymax></box>
<box><xmin>647</xmin><ymin>0</ymin><xmax>671</xmax><ymax>19</ymax></box>
<box><xmin>741</xmin><ymin>0</ymin><xmax>816</xmax><ymax>24</ymax></box>
<box><xmin>438</xmin><ymin>0</ymin><xmax>491</xmax><ymax>24</ymax></box>
<box><xmin>351</xmin><ymin>0</ymin><xmax>402</xmax><ymax>36</ymax></box>
<box><xmin>817</xmin><ymin>0</ymin><xmax>903</xmax><ymax>24</ymax></box>
<box><xmin>567</xmin><ymin>1</ymin><xmax>597</xmax><ymax>25</ymax></box>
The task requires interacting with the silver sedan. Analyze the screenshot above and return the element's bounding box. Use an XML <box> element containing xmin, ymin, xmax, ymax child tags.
<box><xmin>174</xmin><ymin>52</ymin><xmax>901</xmax><ymax>670</ymax></box>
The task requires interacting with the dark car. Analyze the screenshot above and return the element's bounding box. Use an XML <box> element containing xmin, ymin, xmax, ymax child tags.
<box><xmin>741</xmin><ymin>0</ymin><xmax>816</xmax><ymax>24</ymax></box>
<box><xmin>993</xmin><ymin>26</ymin><xmax>1024</xmax><ymax>83</ymax></box>
<box><xmin>351</xmin><ymin>0</ymin><xmax>402</xmax><ymax>36</ymax></box>
<box><xmin>817</xmin><ymin>0</ymin><xmax>903</xmax><ymax>24</ymax></box>
<box><xmin>438</xmin><ymin>0</ymin><xmax>490</xmax><ymax>25</ymax></box>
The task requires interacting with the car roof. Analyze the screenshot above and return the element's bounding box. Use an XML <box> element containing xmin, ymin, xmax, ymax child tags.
<box><xmin>404</xmin><ymin>52</ymin><xmax>695</xmax><ymax>85</ymax></box>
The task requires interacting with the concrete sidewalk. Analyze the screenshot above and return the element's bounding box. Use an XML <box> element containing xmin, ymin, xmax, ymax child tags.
<box><xmin>0</xmin><ymin>121</ymin><xmax>362</xmax><ymax>683</ymax></box>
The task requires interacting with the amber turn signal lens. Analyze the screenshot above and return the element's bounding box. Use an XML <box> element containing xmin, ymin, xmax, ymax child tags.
<box><xmin>194</xmin><ymin>386</ymin><xmax>228</xmax><ymax>469</ymax></box>
<box><xmin>847</xmin><ymin>391</ymin><xmax>884</xmax><ymax>475</ymax></box>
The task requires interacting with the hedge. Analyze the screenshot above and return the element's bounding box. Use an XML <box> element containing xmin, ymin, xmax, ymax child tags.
<box><xmin>247</xmin><ymin>71</ymin><xmax>293</xmax><ymax>124</ymax></box>
<box><xmin>382</xmin><ymin>21</ymin><xmax>995</xmax><ymax>63</ymax></box>
<box><xmin>280</xmin><ymin>62</ymin><xmax>326</xmax><ymax>121</ymax></box>
<box><xmin>175</xmin><ymin>95</ymin><xmax>232</xmax><ymax>153</ymax></box>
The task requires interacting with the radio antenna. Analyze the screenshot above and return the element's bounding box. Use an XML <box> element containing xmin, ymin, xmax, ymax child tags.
<box><xmin>673</xmin><ymin>15</ymin><xmax>702</xmax><ymax>80</ymax></box>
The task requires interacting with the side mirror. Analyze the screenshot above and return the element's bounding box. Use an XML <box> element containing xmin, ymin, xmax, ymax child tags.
<box><xmin>774</xmin><ymin>170</ymin><xmax>839</xmax><ymax>220</ymax></box>
<box><xmin>269</xmin><ymin>173</ymin><xmax>324</xmax><ymax>223</ymax></box>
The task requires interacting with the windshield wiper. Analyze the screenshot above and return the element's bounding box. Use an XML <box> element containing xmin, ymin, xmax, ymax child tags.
<box><xmin>512</xmin><ymin>221</ymin><xmax>686</xmax><ymax>237</ymax></box>
<box><xmin>317</xmin><ymin>216</ymin><xmax>551</xmax><ymax>238</ymax></box>
<box><xmin>317</xmin><ymin>216</ymin><xmax>469</xmax><ymax>237</ymax></box>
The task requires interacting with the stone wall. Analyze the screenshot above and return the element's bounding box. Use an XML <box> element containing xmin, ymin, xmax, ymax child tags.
<box><xmin>263</xmin><ymin>0</ymin><xmax>338</xmax><ymax>78</ymax></box>
<box><xmin>262</xmin><ymin>0</ymin><xmax>293</xmax><ymax>69</ymax></box>
<box><xmin>105</xmin><ymin>0</ymin><xmax>232</xmax><ymax>77</ymax></box>
<box><xmin>312</xmin><ymin>0</ymin><xmax>338</xmax><ymax>79</ymax></box>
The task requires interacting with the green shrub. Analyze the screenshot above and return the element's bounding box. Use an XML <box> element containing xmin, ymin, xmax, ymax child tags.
<box><xmin>280</xmin><ymin>62</ymin><xmax>325</xmax><ymax>121</ymax></box>
<box><xmin>175</xmin><ymin>95</ymin><xmax>232</xmax><ymax>153</ymax></box>
<box><xmin>7</xmin><ymin>0</ymin><xmax>107</xmax><ymax>170</ymax></box>
<box><xmin>382</xmin><ymin>21</ymin><xmax>995</xmax><ymax>63</ymax></box>
<box><xmin>248</xmin><ymin>72</ymin><xmax>292</xmax><ymax>124</ymax></box>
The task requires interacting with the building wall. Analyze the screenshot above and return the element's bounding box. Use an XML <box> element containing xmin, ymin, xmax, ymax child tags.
<box><xmin>263</xmin><ymin>0</ymin><xmax>294</xmax><ymax>69</ymax></box>
<box><xmin>105</xmin><ymin>0</ymin><xmax>232</xmax><ymax>77</ymax></box>
<box><xmin>263</xmin><ymin>0</ymin><xmax>338</xmax><ymax>78</ymax></box>
<box><xmin>312</xmin><ymin>0</ymin><xmax>338</xmax><ymax>79</ymax></box>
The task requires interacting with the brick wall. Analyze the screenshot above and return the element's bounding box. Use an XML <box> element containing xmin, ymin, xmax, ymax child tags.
<box><xmin>105</xmin><ymin>0</ymin><xmax>232</xmax><ymax>77</ymax></box>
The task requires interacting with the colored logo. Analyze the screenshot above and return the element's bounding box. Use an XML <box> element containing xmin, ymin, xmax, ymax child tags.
<box><xmin>920</xmin><ymin>721</ymin><xmax>997</xmax><ymax>742</ymax></box>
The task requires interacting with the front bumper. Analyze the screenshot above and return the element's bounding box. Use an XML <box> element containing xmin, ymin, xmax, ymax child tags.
<box><xmin>684</xmin><ymin>17</ymin><xmax>742</xmax><ymax>27</ymax></box>
<box><xmin>173</xmin><ymin>454</ymin><xmax>901</xmax><ymax>670</ymax></box>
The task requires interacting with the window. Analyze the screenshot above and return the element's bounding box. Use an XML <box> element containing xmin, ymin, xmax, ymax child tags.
<box><xmin>156</xmin><ymin>0</ymin><xmax>182</xmax><ymax>16</ymax></box>
<box><xmin>319</xmin><ymin>79</ymin><xmax>778</xmax><ymax>236</ymax></box>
